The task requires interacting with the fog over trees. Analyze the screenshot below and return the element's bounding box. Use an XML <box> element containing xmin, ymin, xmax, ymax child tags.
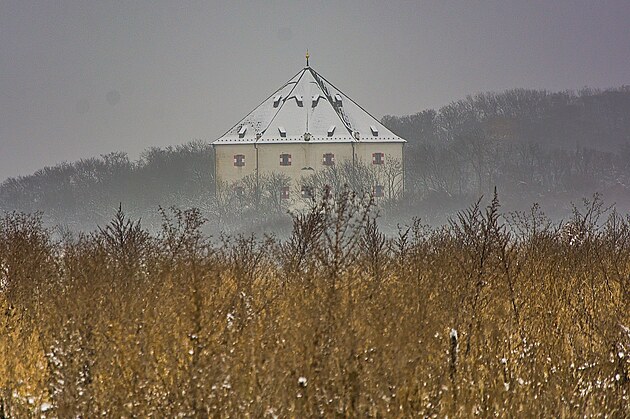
<box><xmin>2</xmin><ymin>86</ymin><xmax>630</xmax><ymax>233</ymax></box>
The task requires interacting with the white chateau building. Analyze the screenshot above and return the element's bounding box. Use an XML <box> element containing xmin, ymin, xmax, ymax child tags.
<box><xmin>212</xmin><ymin>54</ymin><xmax>406</xmax><ymax>202</ymax></box>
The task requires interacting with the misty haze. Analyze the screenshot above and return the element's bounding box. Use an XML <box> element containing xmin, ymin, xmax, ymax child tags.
<box><xmin>1</xmin><ymin>1</ymin><xmax>628</xmax><ymax>417</ymax></box>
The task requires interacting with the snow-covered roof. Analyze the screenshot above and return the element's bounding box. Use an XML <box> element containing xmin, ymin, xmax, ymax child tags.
<box><xmin>213</xmin><ymin>64</ymin><xmax>406</xmax><ymax>145</ymax></box>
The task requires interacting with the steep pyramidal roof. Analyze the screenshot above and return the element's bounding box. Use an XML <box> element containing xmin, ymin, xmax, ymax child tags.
<box><xmin>213</xmin><ymin>63</ymin><xmax>405</xmax><ymax>144</ymax></box>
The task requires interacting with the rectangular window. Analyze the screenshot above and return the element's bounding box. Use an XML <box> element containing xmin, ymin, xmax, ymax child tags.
<box><xmin>372</xmin><ymin>152</ymin><xmax>384</xmax><ymax>165</ymax></box>
<box><xmin>323</xmin><ymin>153</ymin><xmax>335</xmax><ymax>166</ymax></box>
<box><xmin>374</xmin><ymin>185</ymin><xmax>384</xmax><ymax>197</ymax></box>
<box><xmin>234</xmin><ymin>186</ymin><xmax>244</xmax><ymax>197</ymax></box>
<box><xmin>280</xmin><ymin>153</ymin><xmax>292</xmax><ymax>166</ymax></box>
<box><xmin>281</xmin><ymin>186</ymin><xmax>290</xmax><ymax>199</ymax></box>
<box><xmin>233</xmin><ymin>154</ymin><xmax>245</xmax><ymax>167</ymax></box>
<box><xmin>323</xmin><ymin>184</ymin><xmax>332</xmax><ymax>199</ymax></box>
<box><xmin>301</xmin><ymin>186</ymin><xmax>314</xmax><ymax>198</ymax></box>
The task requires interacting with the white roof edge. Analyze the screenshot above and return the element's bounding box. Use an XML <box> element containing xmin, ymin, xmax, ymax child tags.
<box><xmin>212</xmin><ymin>137</ymin><xmax>406</xmax><ymax>145</ymax></box>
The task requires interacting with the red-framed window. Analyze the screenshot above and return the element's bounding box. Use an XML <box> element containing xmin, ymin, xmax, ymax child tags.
<box><xmin>323</xmin><ymin>184</ymin><xmax>332</xmax><ymax>199</ymax></box>
<box><xmin>280</xmin><ymin>153</ymin><xmax>292</xmax><ymax>166</ymax></box>
<box><xmin>280</xmin><ymin>186</ymin><xmax>290</xmax><ymax>199</ymax></box>
<box><xmin>301</xmin><ymin>186</ymin><xmax>314</xmax><ymax>198</ymax></box>
<box><xmin>233</xmin><ymin>154</ymin><xmax>245</xmax><ymax>167</ymax></box>
<box><xmin>372</xmin><ymin>152</ymin><xmax>384</xmax><ymax>165</ymax></box>
<box><xmin>374</xmin><ymin>184</ymin><xmax>385</xmax><ymax>197</ymax></box>
<box><xmin>323</xmin><ymin>153</ymin><xmax>335</xmax><ymax>166</ymax></box>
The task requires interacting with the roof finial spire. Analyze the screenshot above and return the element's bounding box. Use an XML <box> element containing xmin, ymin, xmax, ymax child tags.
<box><xmin>305</xmin><ymin>49</ymin><xmax>310</xmax><ymax>67</ymax></box>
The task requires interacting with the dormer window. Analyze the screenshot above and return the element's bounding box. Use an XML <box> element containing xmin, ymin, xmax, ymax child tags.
<box><xmin>372</xmin><ymin>152</ymin><xmax>384</xmax><ymax>165</ymax></box>
<box><xmin>334</xmin><ymin>94</ymin><xmax>342</xmax><ymax>105</ymax></box>
<box><xmin>273</xmin><ymin>95</ymin><xmax>282</xmax><ymax>108</ymax></box>
<box><xmin>238</xmin><ymin>126</ymin><xmax>247</xmax><ymax>138</ymax></box>
<box><xmin>327</xmin><ymin>125</ymin><xmax>336</xmax><ymax>137</ymax></box>
<box><xmin>280</xmin><ymin>153</ymin><xmax>292</xmax><ymax>166</ymax></box>
<box><xmin>370</xmin><ymin>125</ymin><xmax>379</xmax><ymax>136</ymax></box>
<box><xmin>288</xmin><ymin>95</ymin><xmax>303</xmax><ymax>107</ymax></box>
<box><xmin>323</xmin><ymin>153</ymin><xmax>335</xmax><ymax>166</ymax></box>
<box><xmin>312</xmin><ymin>94</ymin><xmax>324</xmax><ymax>107</ymax></box>
<box><xmin>233</xmin><ymin>154</ymin><xmax>245</xmax><ymax>167</ymax></box>
<box><xmin>278</xmin><ymin>126</ymin><xmax>286</xmax><ymax>137</ymax></box>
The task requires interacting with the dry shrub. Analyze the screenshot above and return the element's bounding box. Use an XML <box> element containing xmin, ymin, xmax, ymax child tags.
<box><xmin>0</xmin><ymin>194</ymin><xmax>628</xmax><ymax>417</ymax></box>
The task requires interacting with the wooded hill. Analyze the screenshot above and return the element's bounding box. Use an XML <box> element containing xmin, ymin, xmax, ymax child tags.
<box><xmin>2</xmin><ymin>86</ymin><xmax>630</xmax><ymax>232</ymax></box>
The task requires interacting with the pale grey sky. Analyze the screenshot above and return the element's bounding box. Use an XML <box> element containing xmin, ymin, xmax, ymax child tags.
<box><xmin>1</xmin><ymin>0</ymin><xmax>629</xmax><ymax>180</ymax></box>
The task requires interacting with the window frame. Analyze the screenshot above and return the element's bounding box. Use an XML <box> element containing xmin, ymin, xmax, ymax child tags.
<box><xmin>233</xmin><ymin>154</ymin><xmax>246</xmax><ymax>167</ymax></box>
<box><xmin>301</xmin><ymin>185</ymin><xmax>314</xmax><ymax>199</ymax></box>
<box><xmin>322</xmin><ymin>153</ymin><xmax>335</xmax><ymax>166</ymax></box>
<box><xmin>279</xmin><ymin>153</ymin><xmax>292</xmax><ymax>166</ymax></box>
<box><xmin>372</xmin><ymin>152</ymin><xmax>384</xmax><ymax>165</ymax></box>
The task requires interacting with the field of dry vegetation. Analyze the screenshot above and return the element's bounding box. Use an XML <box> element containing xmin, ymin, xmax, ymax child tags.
<box><xmin>0</xmin><ymin>192</ymin><xmax>628</xmax><ymax>417</ymax></box>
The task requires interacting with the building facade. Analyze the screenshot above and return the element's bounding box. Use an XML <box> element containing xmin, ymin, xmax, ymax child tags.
<box><xmin>212</xmin><ymin>56</ymin><xmax>406</xmax><ymax>203</ymax></box>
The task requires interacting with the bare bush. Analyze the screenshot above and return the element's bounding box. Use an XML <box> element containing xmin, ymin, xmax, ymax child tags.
<box><xmin>0</xmin><ymin>194</ymin><xmax>628</xmax><ymax>417</ymax></box>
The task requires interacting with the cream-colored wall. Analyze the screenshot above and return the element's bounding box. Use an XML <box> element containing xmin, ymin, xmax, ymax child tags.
<box><xmin>214</xmin><ymin>141</ymin><xmax>403</xmax><ymax>192</ymax></box>
<box><xmin>215</xmin><ymin>144</ymin><xmax>256</xmax><ymax>184</ymax></box>
<box><xmin>256</xmin><ymin>143</ymin><xmax>355</xmax><ymax>178</ymax></box>
<box><xmin>354</xmin><ymin>142</ymin><xmax>403</xmax><ymax>165</ymax></box>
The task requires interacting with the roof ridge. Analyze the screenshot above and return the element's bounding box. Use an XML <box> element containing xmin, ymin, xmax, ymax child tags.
<box><xmin>308</xmin><ymin>67</ymin><xmax>355</xmax><ymax>138</ymax></box>
<box><xmin>258</xmin><ymin>68</ymin><xmax>307</xmax><ymax>141</ymax></box>
<box><xmin>309</xmin><ymin>68</ymin><xmax>392</xmax><ymax>136</ymax></box>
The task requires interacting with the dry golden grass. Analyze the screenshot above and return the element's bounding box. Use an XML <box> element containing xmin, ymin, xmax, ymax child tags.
<box><xmin>0</xmin><ymin>194</ymin><xmax>628</xmax><ymax>417</ymax></box>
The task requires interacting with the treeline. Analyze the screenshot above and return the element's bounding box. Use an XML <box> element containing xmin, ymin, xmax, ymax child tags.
<box><xmin>0</xmin><ymin>194</ymin><xmax>627</xmax><ymax>416</ymax></box>
<box><xmin>0</xmin><ymin>142</ymin><xmax>215</xmax><ymax>232</ymax></box>
<box><xmin>384</xmin><ymin>86</ymin><xmax>630</xmax><ymax>220</ymax></box>
<box><xmin>2</xmin><ymin>86</ymin><xmax>630</xmax><ymax>231</ymax></box>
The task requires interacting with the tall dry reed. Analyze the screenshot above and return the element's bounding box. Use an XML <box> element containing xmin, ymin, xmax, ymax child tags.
<box><xmin>0</xmin><ymin>193</ymin><xmax>628</xmax><ymax>417</ymax></box>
